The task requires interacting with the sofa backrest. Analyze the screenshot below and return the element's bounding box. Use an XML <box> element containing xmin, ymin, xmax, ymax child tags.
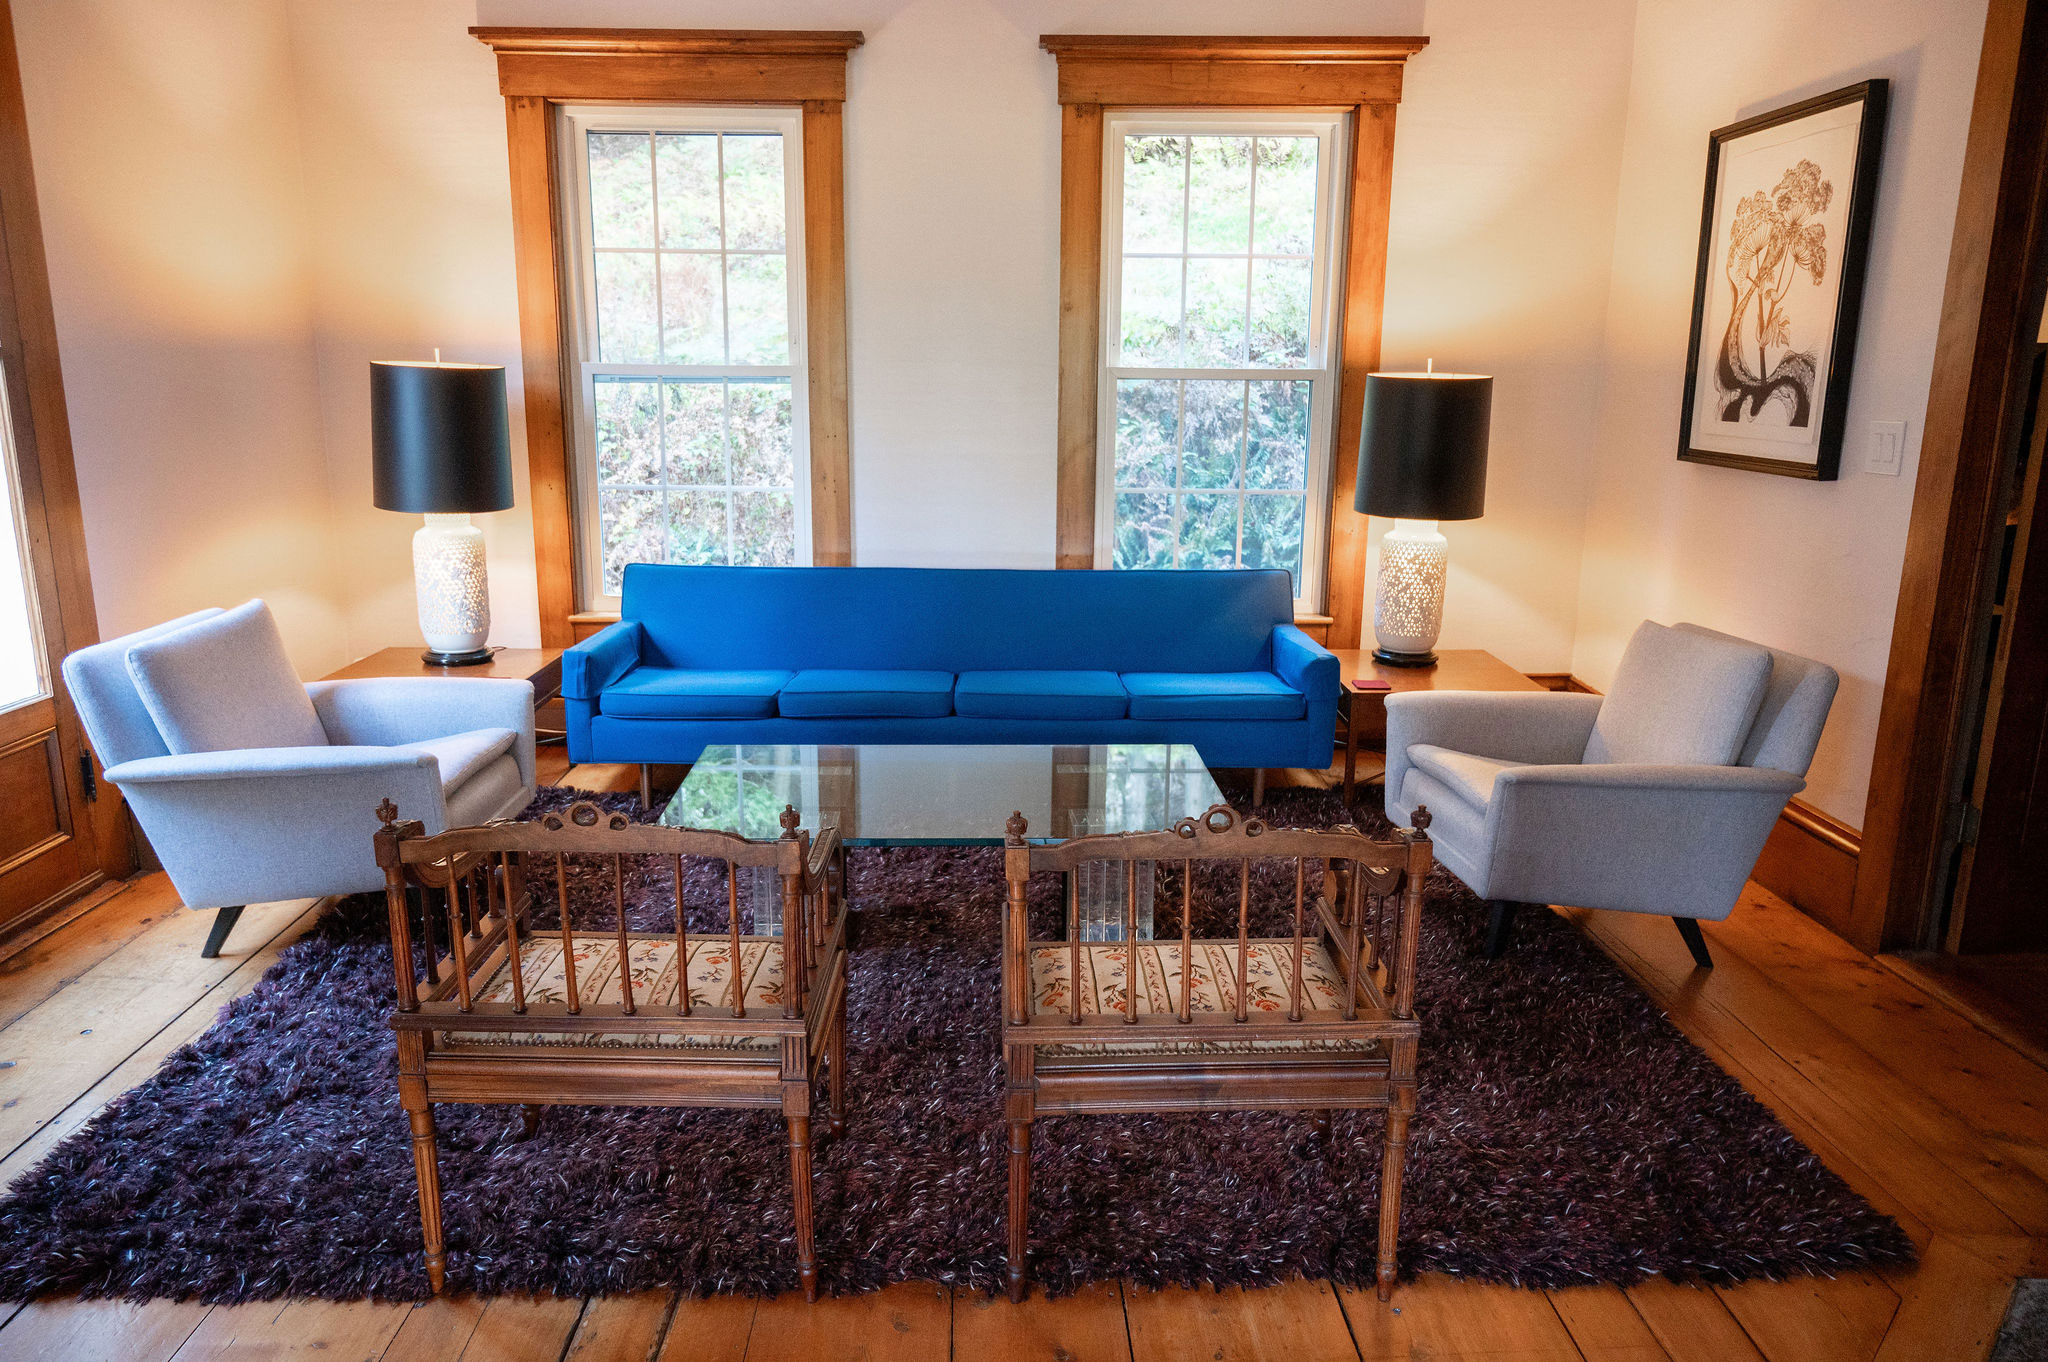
<box><xmin>621</xmin><ymin>565</ymin><xmax>1294</xmax><ymax>674</ymax></box>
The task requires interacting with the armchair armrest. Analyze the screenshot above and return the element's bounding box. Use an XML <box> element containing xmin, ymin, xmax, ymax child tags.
<box><xmin>100</xmin><ymin>746</ymin><xmax>455</xmax><ymax>909</ymax></box>
<box><xmin>563</xmin><ymin>620</ymin><xmax>645</xmax><ymax>700</ymax></box>
<box><xmin>305</xmin><ymin>676</ymin><xmax>536</xmax><ymax>787</ymax></box>
<box><xmin>1384</xmin><ymin>690</ymin><xmax>1602</xmax><ymax>808</ymax></box>
<box><xmin>1270</xmin><ymin>625</ymin><xmax>1338</xmax><ymax>700</ymax></box>
<box><xmin>1482</xmin><ymin>762</ymin><xmax>1805</xmax><ymax>920</ymax></box>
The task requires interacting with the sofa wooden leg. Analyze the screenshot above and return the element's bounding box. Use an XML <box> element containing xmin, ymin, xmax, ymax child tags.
<box><xmin>1251</xmin><ymin>768</ymin><xmax>1266</xmax><ymax>806</ymax></box>
<box><xmin>200</xmin><ymin>905</ymin><xmax>244</xmax><ymax>959</ymax></box>
<box><xmin>1674</xmin><ymin>917</ymin><xmax>1714</xmax><ymax>970</ymax></box>
<box><xmin>1482</xmin><ymin>902</ymin><xmax>1516</xmax><ymax>957</ymax></box>
<box><xmin>639</xmin><ymin>763</ymin><xmax>654</xmax><ymax>810</ymax></box>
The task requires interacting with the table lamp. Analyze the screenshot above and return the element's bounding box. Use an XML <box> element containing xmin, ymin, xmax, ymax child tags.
<box><xmin>1353</xmin><ymin>365</ymin><xmax>1492</xmax><ymax>667</ymax></box>
<box><xmin>372</xmin><ymin>356</ymin><xmax>514</xmax><ymax>665</ymax></box>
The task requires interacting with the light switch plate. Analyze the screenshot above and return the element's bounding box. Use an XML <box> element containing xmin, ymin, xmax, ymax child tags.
<box><xmin>1868</xmin><ymin>420</ymin><xmax>1906</xmax><ymax>476</ymax></box>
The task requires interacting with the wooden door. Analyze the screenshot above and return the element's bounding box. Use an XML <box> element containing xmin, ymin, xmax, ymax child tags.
<box><xmin>0</xmin><ymin>0</ymin><xmax>118</xmax><ymax>937</ymax></box>
<box><xmin>1952</xmin><ymin>344</ymin><xmax>2048</xmax><ymax>952</ymax></box>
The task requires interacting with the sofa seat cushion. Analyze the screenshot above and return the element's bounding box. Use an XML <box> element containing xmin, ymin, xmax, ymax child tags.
<box><xmin>954</xmin><ymin>670</ymin><xmax>1128</xmax><ymax>720</ymax></box>
<box><xmin>443</xmin><ymin>932</ymin><xmax>781</xmax><ymax>1052</ymax></box>
<box><xmin>599</xmin><ymin>668</ymin><xmax>792</xmax><ymax>720</ymax></box>
<box><xmin>778</xmin><ymin>669</ymin><xmax>955</xmax><ymax>719</ymax></box>
<box><xmin>1406</xmin><ymin>744</ymin><xmax>1532</xmax><ymax>812</ymax></box>
<box><xmin>1122</xmin><ymin>671</ymin><xmax>1306</xmax><ymax>721</ymax></box>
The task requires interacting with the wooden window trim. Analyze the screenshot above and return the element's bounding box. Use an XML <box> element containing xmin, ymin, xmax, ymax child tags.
<box><xmin>473</xmin><ymin>27</ymin><xmax>862</xmax><ymax>647</ymax></box>
<box><xmin>1042</xmin><ymin>34</ymin><xmax>1427</xmax><ymax>648</ymax></box>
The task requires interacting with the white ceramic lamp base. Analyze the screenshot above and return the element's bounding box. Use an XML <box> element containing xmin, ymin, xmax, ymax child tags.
<box><xmin>1372</xmin><ymin>518</ymin><xmax>1447</xmax><ymax>668</ymax></box>
<box><xmin>413</xmin><ymin>512</ymin><xmax>492</xmax><ymax>665</ymax></box>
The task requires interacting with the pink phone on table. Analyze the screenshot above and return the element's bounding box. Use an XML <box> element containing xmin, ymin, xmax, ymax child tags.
<box><xmin>1354</xmin><ymin>679</ymin><xmax>1392</xmax><ymax>691</ymax></box>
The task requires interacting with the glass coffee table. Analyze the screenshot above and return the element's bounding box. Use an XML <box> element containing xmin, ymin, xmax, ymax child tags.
<box><xmin>660</xmin><ymin>743</ymin><xmax>1225</xmax><ymax>937</ymax></box>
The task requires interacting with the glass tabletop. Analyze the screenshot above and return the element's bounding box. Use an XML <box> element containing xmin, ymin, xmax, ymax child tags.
<box><xmin>660</xmin><ymin>743</ymin><xmax>1224</xmax><ymax>846</ymax></box>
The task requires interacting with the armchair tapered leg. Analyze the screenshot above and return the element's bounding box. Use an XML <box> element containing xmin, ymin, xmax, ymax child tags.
<box><xmin>1482</xmin><ymin>902</ymin><xmax>1517</xmax><ymax>958</ymax></box>
<box><xmin>1674</xmin><ymin>917</ymin><xmax>1714</xmax><ymax>970</ymax></box>
<box><xmin>787</xmin><ymin>1110</ymin><xmax>818</xmax><ymax>1301</ymax></box>
<box><xmin>200</xmin><ymin>905</ymin><xmax>244</xmax><ymax>959</ymax></box>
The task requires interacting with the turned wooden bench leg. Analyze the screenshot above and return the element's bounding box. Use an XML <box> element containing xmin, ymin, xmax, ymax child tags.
<box><xmin>827</xmin><ymin>977</ymin><xmax>848</xmax><ymax>1140</ymax></box>
<box><xmin>1377</xmin><ymin>1088</ymin><xmax>1415</xmax><ymax>1302</ymax></box>
<box><xmin>1006</xmin><ymin>1115</ymin><xmax>1033</xmax><ymax>1302</ymax></box>
<box><xmin>787</xmin><ymin>1107</ymin><xmax>818</xmax><ymax>1301</ymax></box>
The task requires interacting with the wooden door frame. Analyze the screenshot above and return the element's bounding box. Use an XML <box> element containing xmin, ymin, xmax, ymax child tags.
<box><xmin>471</xmin><ymin>28</ymin><xmax>863</xmax><ymax>649</ymax></box>
<box><xmin>0</xmin><ymin>0</ymin><xmax>129</xmax><ymax>937</ymax></box>
<box><xmin>1854</xmin><ymin>0</ymin><xmax>2048</xmax><ymax>952</ymax></box>
<box><xmin>1041</xmin><ymin>35</ymin><xmax>1428</xmax><ymax>648</ymax></box>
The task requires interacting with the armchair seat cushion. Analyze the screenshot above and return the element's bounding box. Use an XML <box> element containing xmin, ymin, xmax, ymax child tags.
<box><xmin>444</xmin><ymin>932</ymin><xmax>782</xmax><ymax>1052</ymax></box>
<box><xmin>1406</xmin><ymin>744</ymin><xmax>1532</xmax><ymax>811</ymax></box>
<box><xmin>778</xmin><ymin>669</ymin><xmax>955</xmax><ymax>718</ymax></box>
<box><xmin>599</xmin><ymin>668</ymin><xmax>793</xmax><ymax>720</ymax></box>
<box><xmin>1121</xmin><ymin>672</ymin><xmax>1306</xmax><ymax>721</ymax></box>
<box><xmin>954</xmin><ymin>670</ymin><xmax>1128</xmax><ymax>720</ymax></box>
<box><xmin>404</xmin><ymin>727</ymin><xmax>519</xmax><ymax>792</ymax></box>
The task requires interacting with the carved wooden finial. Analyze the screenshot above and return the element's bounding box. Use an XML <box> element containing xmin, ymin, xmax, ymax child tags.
<box><xmin>376</xmin><ymin>798</ymin><xmax>399</xmax><ymax>827</ymax></box>
<box><xmin>1005</xmin><ymin>810</ymin><xmax>1028</xmax><ymax>845</ymax></box>
<box><xmin>780</xmin><ymin>803</ymin><xmax>801</xmax><ymax>838</ymax></box>
<box><xmin>1411</xmin><ymin>804</ymin><xmax>1432</xmax><ymax>833</ymax></box>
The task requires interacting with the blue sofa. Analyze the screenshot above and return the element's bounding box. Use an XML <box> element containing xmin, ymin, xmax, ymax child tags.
<box><xmin>563</xmin><ymin>565</ymin><xmax>1339</xmax><ymax>769</ymax></box>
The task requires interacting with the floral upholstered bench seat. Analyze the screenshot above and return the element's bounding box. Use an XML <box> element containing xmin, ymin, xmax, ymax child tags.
<box><xmin>442</xmin><ymin>932</ymin><xmax>784</xmax><ymax>1051</ymax></box>
<box><xmin>1025</xmin><ymin>939</ymin><xmax>1381</xmax><ymax>1057</ymax></box>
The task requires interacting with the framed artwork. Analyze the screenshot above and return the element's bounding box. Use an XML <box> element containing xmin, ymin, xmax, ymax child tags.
<box><xmin>1678</xmin><ymin>80</ymin><xmax>1888</xmax><ymax>479</ymax></box>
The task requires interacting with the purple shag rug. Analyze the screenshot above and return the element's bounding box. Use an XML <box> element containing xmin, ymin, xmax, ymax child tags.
<box><xmin>0</xmin><ymin>784</ymin><xmax>1912</xmax><ymax>1303</ymax></box>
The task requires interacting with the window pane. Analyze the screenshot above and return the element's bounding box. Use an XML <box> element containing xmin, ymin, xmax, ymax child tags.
<box><xmin>726</xmin><ymin>253</ymin><xmax>789</xmax><ymax>364</ymax></box>
<box><xmin>1121</xmin><ymin>135</ymin><xmax>1185</xmax><ymax>253</ymax></box>
<box><xmin>654</xmin><ymin>133</ymin><xmax>721</xmax><ymax>249</ymax></box>
<box><xmin>587</xmin><ymin>133</ymin><xmax>653</xmax><ymax>249</ymax></box>
<box><xmin>659</xmin><ymin>253</ymin><xmax>724</xmax><ymax>364</ymax></box>
<box><xmin>1253</xmin><ymin>138</ymin><xmax>1319</xmax><ymax>255</ymax></box>
<box><xmin>722</xmin><ymin>134</ymin><xmax>786</xmax><ymax>250</ymax></box>
<box><xmin>1184</xmin><ymin>257</ymin><xmax>1249</xmax><ymax>366</ymax></box>
<box><xmin>1242</xmin><ymin>494</ymin><xmax>1305</xmax><ymax>586</ymax></box>
<box><xmin>729</xmin><ymin>380</ymin><xmax>794</xmax><ymax>487</ymax></box>
<box><xmin>594</xmin><ymin>251</ymin><xmax>659</xmax><ymax>362</ymax></box>
<box><xmin>1246</xmin><ymin>380</ymin><xmax>1310</xmax><ymax>490</ymax></box>
<box><xmin>1177</xmin><ymin>492</ymin><xmax>1238</xmax><ymax>570</ymax></box>
<box><xmin>1248</xmin><ymin>258</ymin><xmax>1312</xmax><ymax>366</ymax></box>
<box><xmin>1186</xmin><ymin>136</ymin><xmax>1252</xmax><ymax>253</ymax></box>
<box><xmin>662</xmin><ymin>379</ymin><xmax>725</xmax><ymax>485</ymax></box>
<box><xmin>1119</xmin><ymin>256</ymin><xmax>1183</xmax><ymax>366</ymax></box>
<box><xmin>600</xmin><ymin>487</ymin><xmax>663</xmax><ymax>594</ymax></box>
<box><xmin>666</xmin><ymin>489</ymin><xmax>729</xmax><ymax>565</ymax></box>
<box><xmin>1179</xmin><ymin>380</ymin><xmax>1244</xmax><ymax>489</ymax></box>
<box><xmin>1114</xmin><ymin>379</ymin><xmax>1177</xmax><ymax>489</ymax></box>
<box><xmin>1113</xmin><ymin>491</ymin><xmax>1173</xmax><ymax>569</ymax></box>
<box><xmin>593</xmin><ymin>378</ymin><xmax>660</xmax><ymax>485</ymax></box>
<box><xmin>733</xmin><ymin>489</ymin><xmax>796</xmax><ymax>565</ymax></box>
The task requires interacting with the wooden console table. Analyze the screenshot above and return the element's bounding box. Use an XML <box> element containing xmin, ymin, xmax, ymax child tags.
<box><xmin>1331</xmin><ymin>649</ymin><xmax>1546</xmax><ymax>807</ymax></box>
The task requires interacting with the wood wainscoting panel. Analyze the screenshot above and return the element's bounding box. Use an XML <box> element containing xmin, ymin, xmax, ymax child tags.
<box><xmin>0</xmin><ymin>729</ymin><xmax>67</xmax><ymax>873</ymax></box>
<box><xmin>1752</xmin><ymin>800</ymin><xmax>1862</xmax><ymax>941</ymax></box>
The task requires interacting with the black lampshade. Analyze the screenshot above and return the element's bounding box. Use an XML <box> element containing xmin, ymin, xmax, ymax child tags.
<box><xmin>371</xmin><ymin>360</ymin><xmax>514</xmax><ymax>514</ymax></box>
<box><xmin>1353</xmin><ymin>372</ymin><xmax>1492</xmax><ymax>521</ymax></box>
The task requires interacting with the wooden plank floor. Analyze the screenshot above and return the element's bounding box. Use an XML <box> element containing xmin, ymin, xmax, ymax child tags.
<box><xmin>0</xmin><ymin>752</ymin><xmax>2042</xmax><ymax>1361</ymax></box>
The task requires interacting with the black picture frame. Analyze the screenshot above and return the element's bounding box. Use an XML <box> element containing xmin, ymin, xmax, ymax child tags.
<box><xmin>1677</xmin><ymin>80</ymin><xmax>1889</xmax><ymax>480</ymax></box>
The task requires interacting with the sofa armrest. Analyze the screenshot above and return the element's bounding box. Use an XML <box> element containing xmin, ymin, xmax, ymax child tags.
<box><xmin>1271</xmin><ymin>625</ymin><xmax>1338</xmax><ymax>699</ymax></box>
<box><xmin>563</xmin><ymin>620</ymin><xmax>645</xmax><ymax>701</ymax></box>
<box><xmin>1480</xmin><ymin>762</ymin><xmax>1804</xmax><ymax>919</ymax></box>
<box><xmin>1384</xmin><ymin>691</ymin><xmax>1602</xmax><ymax>807</ymax></box>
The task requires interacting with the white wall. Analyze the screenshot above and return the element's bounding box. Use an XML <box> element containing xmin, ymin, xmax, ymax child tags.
<box><xmin>13</xmin><ymin>0</ymin><xmax>345</xmax><ymax>675</ymax></box>
<box><xmin>1571</xmin><ymin>0</ymin><xmax>1990</xmax><ymax>823</ymax></box>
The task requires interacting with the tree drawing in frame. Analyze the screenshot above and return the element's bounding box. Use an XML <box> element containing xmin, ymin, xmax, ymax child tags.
<box><xmin>1679</xmin><ymin>81</ymin><xmax>1887</xmax><ymax>479</ymax></box>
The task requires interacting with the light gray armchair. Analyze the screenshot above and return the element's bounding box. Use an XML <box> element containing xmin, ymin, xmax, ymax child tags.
<box><xmin>1383</xmin><ymin>621</ymin><xmax>1837</xmax><ymax>967</ymax></box>
<box><xmin>62</xmin><ymin>601</ymin><xmax>536</xmax><ymax>957</ymax></box>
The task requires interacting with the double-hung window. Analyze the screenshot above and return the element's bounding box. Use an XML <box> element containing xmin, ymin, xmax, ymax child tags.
<box><xmin>561</xmin><ymin>106</ymin><xmax>811</xmax><ymax>609</ymax></box>
<box><xmin>1096</xmin><ymin>113</ymin><xmax>1347</xmax><ymax>612</ymax></box>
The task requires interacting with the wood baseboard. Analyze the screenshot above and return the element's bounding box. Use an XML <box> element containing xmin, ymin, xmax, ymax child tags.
<box><xmin>1752</xmin><ymin>798</ymin><xmax>1861</xmax><ymax>940</ymax></box>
